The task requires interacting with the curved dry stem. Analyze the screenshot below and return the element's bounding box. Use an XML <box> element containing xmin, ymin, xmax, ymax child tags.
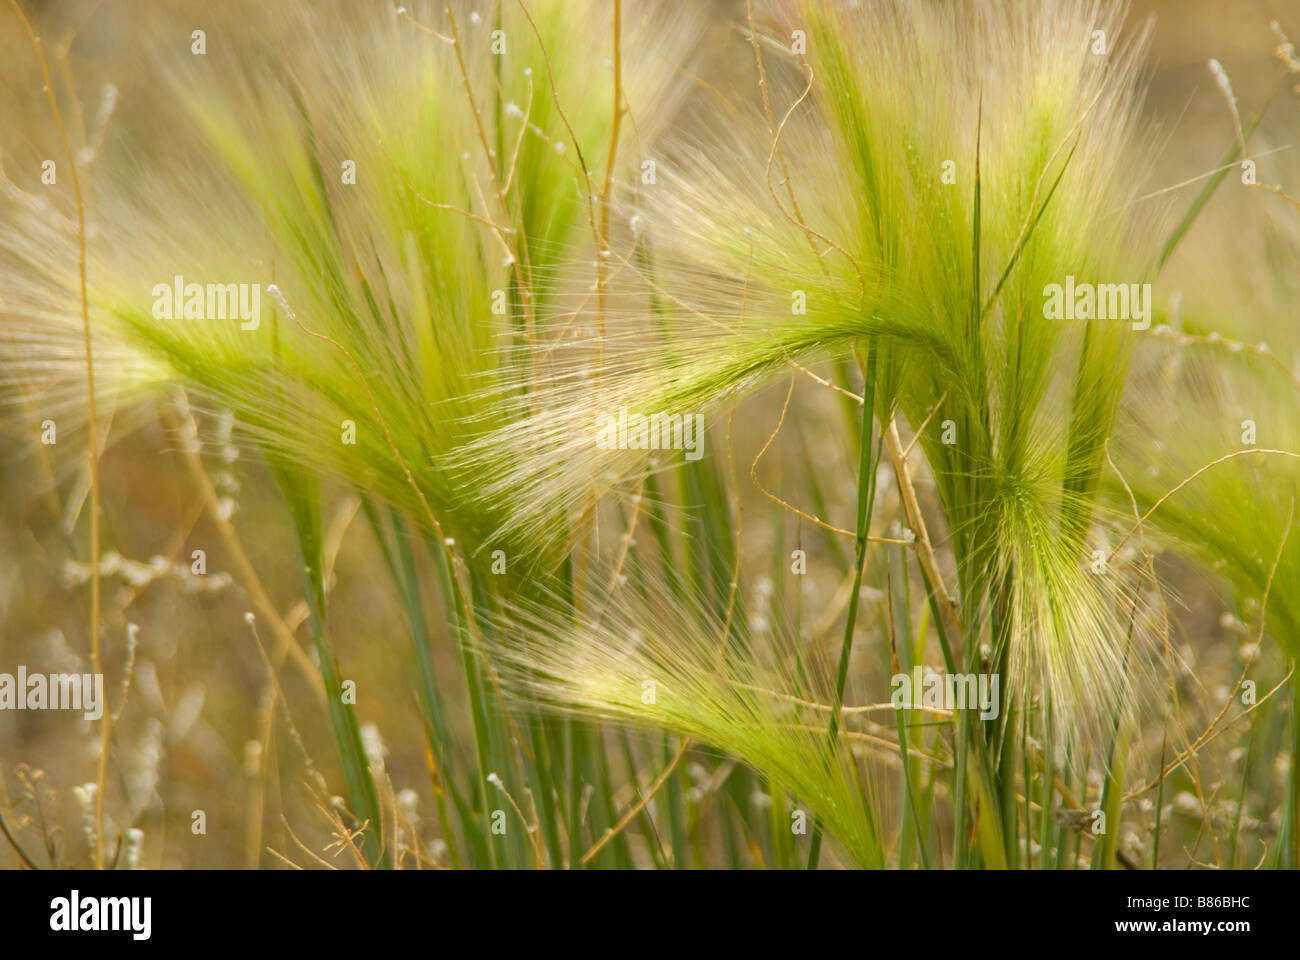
<box><xmin>1112</xmin><ymin>448</ymin><xmax>1300</xmax><ymax>558</ymax></box>
<box><xmin>579</xmin><ymin>735</ymin><xmax>690</xmax><ymax>866</ymax></box>
<box><xmin>7</xmin><ymin>0</ymin><xmax>108</xmax><ymax>868</ymax></box>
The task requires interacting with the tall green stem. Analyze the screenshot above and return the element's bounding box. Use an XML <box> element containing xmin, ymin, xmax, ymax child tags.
<box><xmin>807</xmin><ymin>339</ymin><xmax>878</xmax><ymax>868</ymax></box>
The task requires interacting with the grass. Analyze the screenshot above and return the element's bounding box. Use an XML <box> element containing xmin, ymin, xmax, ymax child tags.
<box><xmin>0</xmin><ymin>0</ymin><xmax>1298</xmax><ymax>870</ymax></box>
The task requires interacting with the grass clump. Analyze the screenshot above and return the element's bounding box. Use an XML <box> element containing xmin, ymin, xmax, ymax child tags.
<box><xmin>0</xmin><ymin>0</ymin><xmax>1297</xmax><ymax>870</ymax></box>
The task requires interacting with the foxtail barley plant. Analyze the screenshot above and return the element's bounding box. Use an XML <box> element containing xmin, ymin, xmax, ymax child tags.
<box><xmin>1</xmin><ymin>0</ymin><xmax>1298</xmax><ymax>872</ymax></box>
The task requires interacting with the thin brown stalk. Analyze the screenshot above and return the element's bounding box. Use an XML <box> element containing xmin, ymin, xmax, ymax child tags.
<box><xmin>882</xmin><ymin>418</ymin><xmax>963</xmax><ymax>635</ymax></box>
<box><xmin>721</xmin><ymin>411</ymin><xmax>743</xmax><ymax>645</ymax></box>
<box><xmin>433</xmin><ymin>2</ymin><xmax>537</xmax><ymax>388</ymax></box>
<box><xmin>1112</xmin><ymin>448</ymin><xmax>1300</xmax><ymax>557</ymax></box>
<box><xmin>595</xmin><ymin>0</ymin><xmax>623</xmax><ymax>369</ymax></box>
<box><xmin>163</xmin><ymin>401</ymin><xmax>325</xmax><ymax>703</ymax></box>
<box><xmin>0</xmin><ymin>807</ymin><xmax>39</xmax><ymax>870</ymax></box>
<box><xmin>1142</xmin><ymin>327</ymin><xmax>1300</xmax><ymax>392</ymax></box>
<box><xmin>746</xmin><ymin>1</ymin><xmax>826</xmax><ymax>276</ymax></box>
<box><xmin>8</xmin><ymin>0</ymin><xmax>108</xmax><ymax>868</ymax></box>
<box><xmin>580</xmin><ymin>736</ymin><xmax>690</xmax><ymax>865</ymax></box>
<box><xmin>245</xmin><ymin>682</ymin><xmax>277</xmax><ymax>870</ymax></box>
<box><xmin>245</xmin><ymin>615</ymin><xmax>330</xmax><ymax>798</ymax></box>
<box><xmin>1122</xmin><ymin>501</ymin><xmax>1296</xmax><ymax>806</ymax></box>
<box><xmin>1124</xmin><ymin>667</ymin><xmax>1293</xmax><ymax>802</ymax></box>
<box><xmin>901</xmin><ymin>392</ymin><xmax>950</xmax><ymax>459</ymax></box>
<box><xmin>749</xmin><ymin>377</ymin><xmax>908</xmax><ymax>545</ymax></box>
